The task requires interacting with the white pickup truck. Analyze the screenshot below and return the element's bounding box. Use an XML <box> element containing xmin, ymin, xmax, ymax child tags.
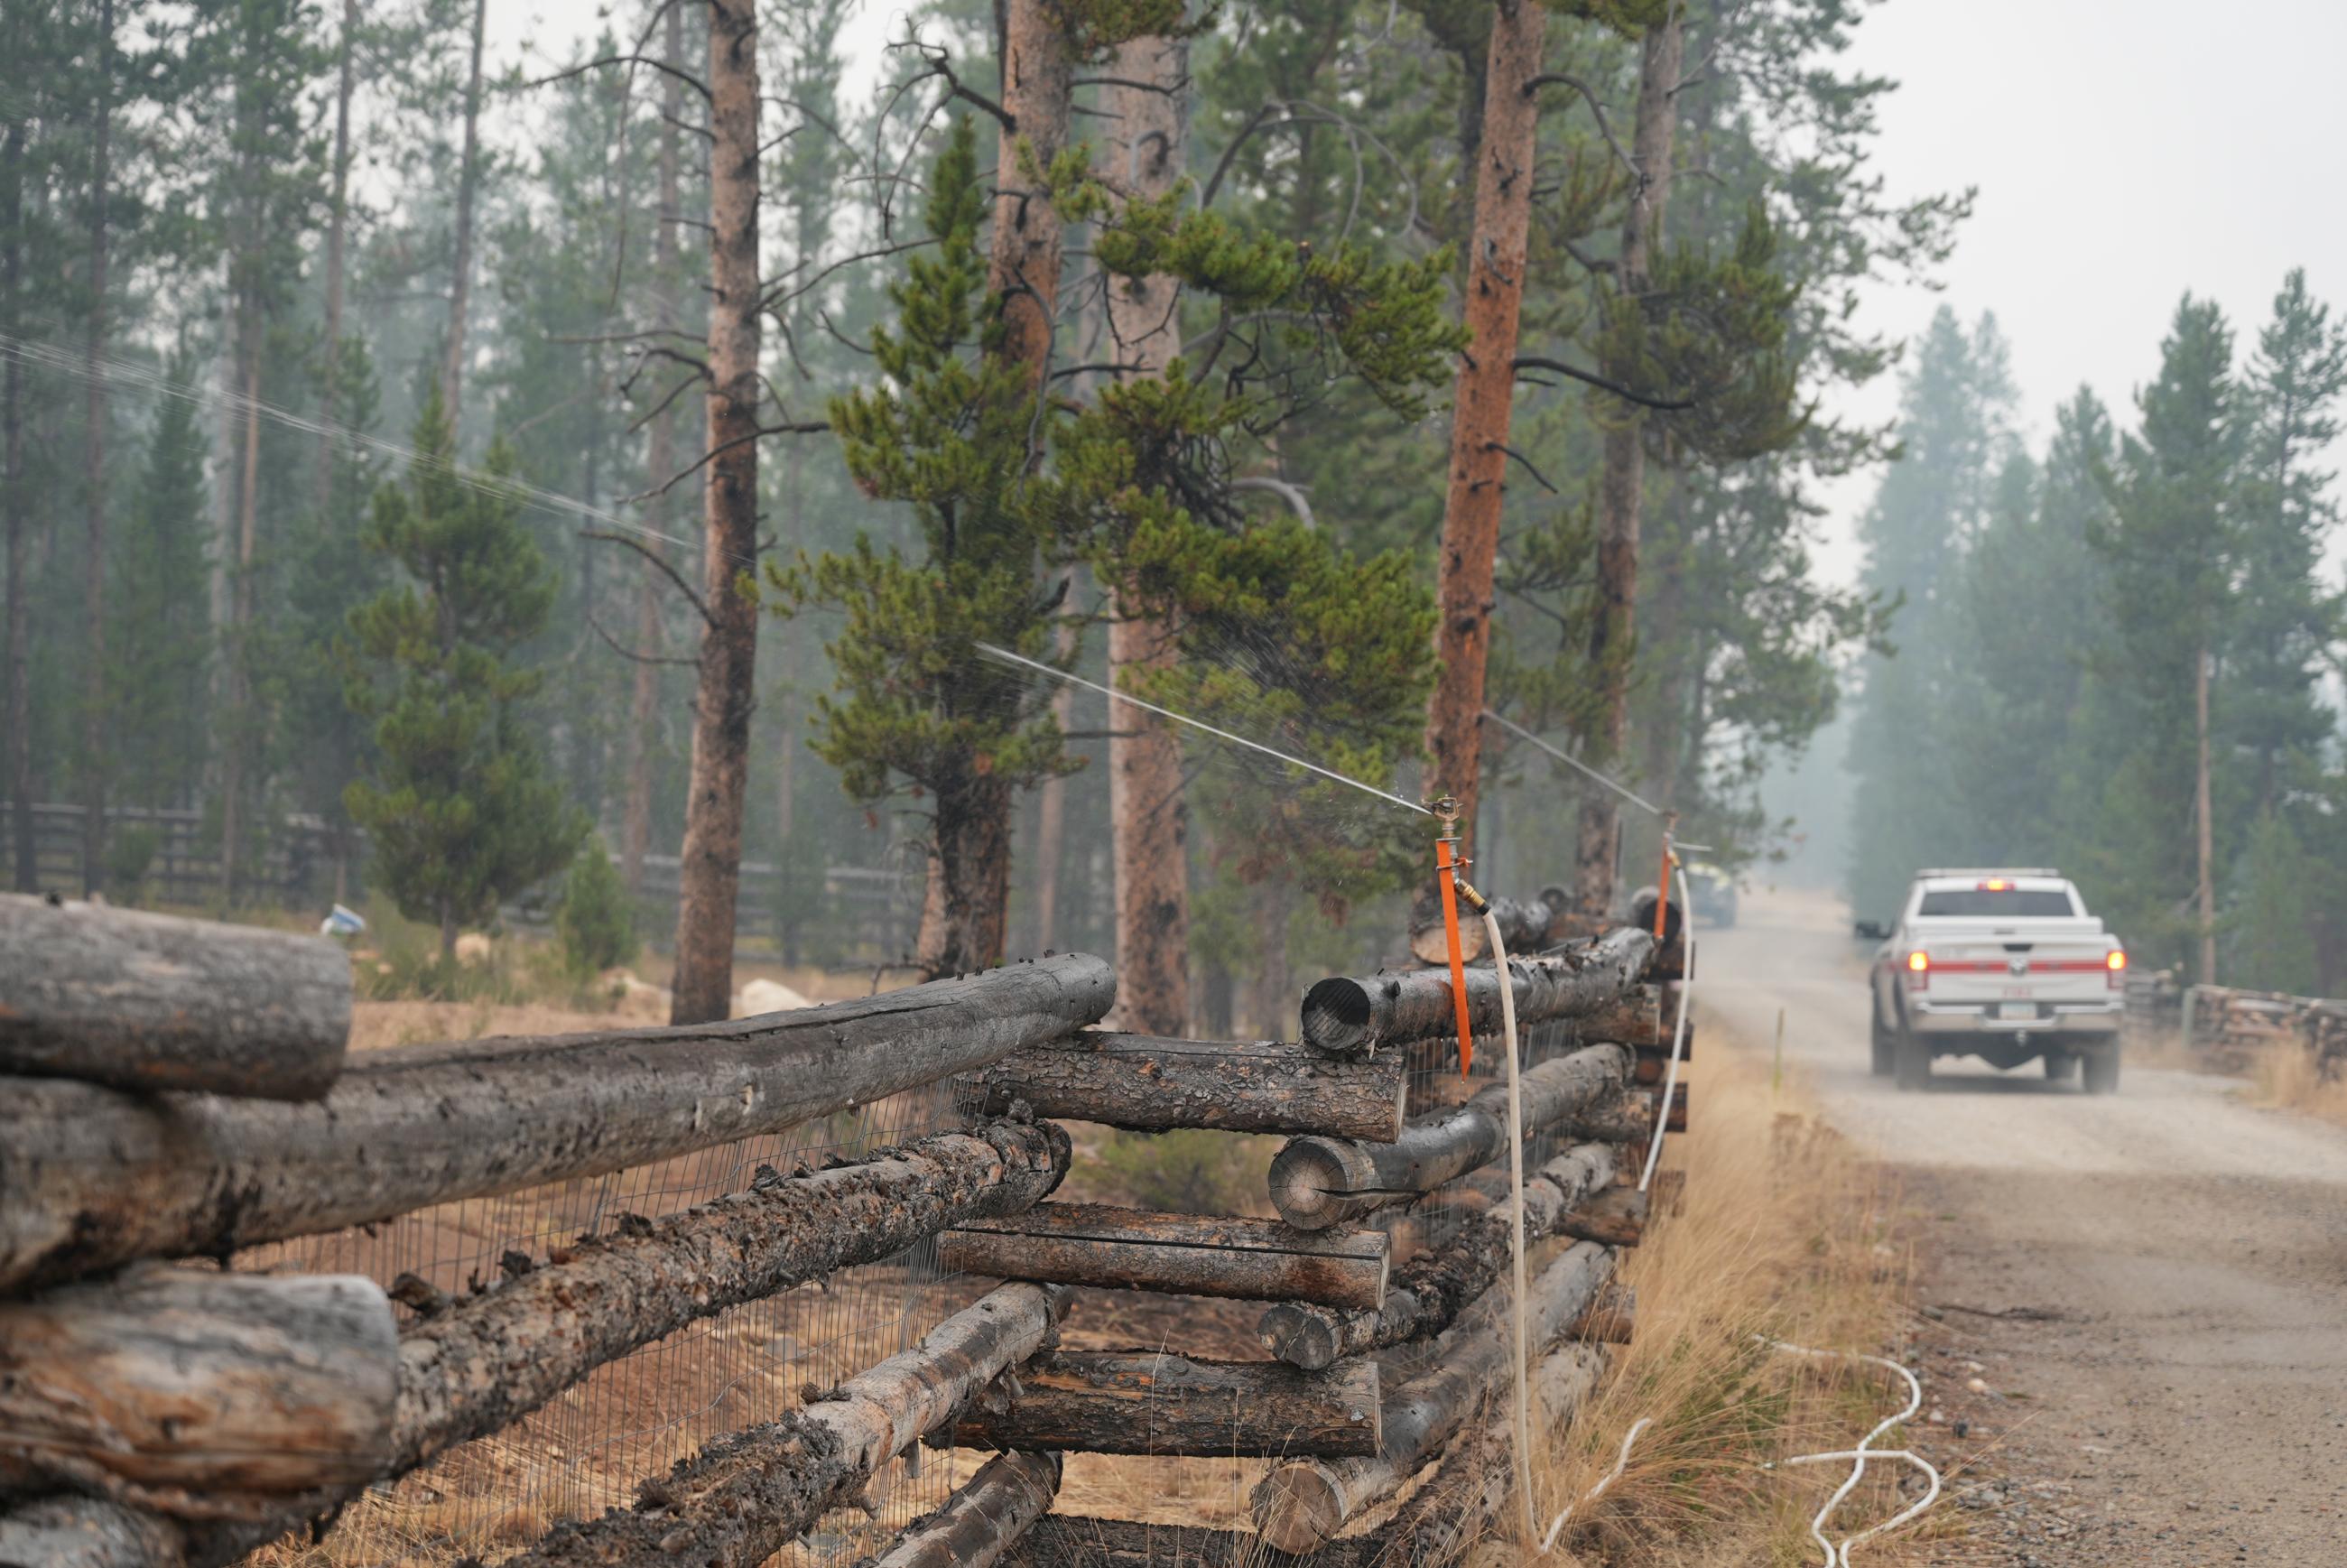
<box><xmin>1866</xmin><ymin>869</ymin><xmax>2127</xmax><ymax>1093</ymax></box>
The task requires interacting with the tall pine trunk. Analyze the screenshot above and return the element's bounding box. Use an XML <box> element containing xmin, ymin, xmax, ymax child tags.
<box><xmin>621</xmin><ymin>3</ymin><xmax>686</xmax><ymax>895</ymax></box>
<box><xmin>2195</xmin><ymin>644</ymin><xmax>2216</xmax><ymax>985</ymax></box>
<box><xmin>1421</xmin><ymin>0</ymin><xmax>1546</xmax><ymax>874</ymax></box>
<box><xmin>1104</xmin><ymin>33</ymin><xmax>1191</xmax><ymax>1033</ymax></box>
<box><xmin>80</xmin><ymin>0</ymin><xmax>112</xmax><ymax>896</ymax></box>
<box><xmin>2</xmin><ymin>117</ymin><xmax>30</xmax><ymax>891</ymax></box>
<box><xmin>1572</xmin><ymin>8</ymin><xmax>1683</xmax><ymax>918</ymax></box>
<box><xmin>315</xmin><ymin>0</ymin><xmax>356</xmax><ymax>514</ymax></box>
<box><xmin>669</xmin><ymin>0</ymin><xmax>761</xmax><ymax>1023</ymax></box>
<box><xmin>221</xmin><ymin>314</ymin><xmax>264</xmax><ymax>903</ymax></box>
<box><xmin>440</xmin><ymin>0</ymin><xmax>489</xmax><ymax>427</ymax></box>
<box><xmin>916</xmin><ymin>0</ymin><xmax>1070</xmax><ymax>977</ymax></box>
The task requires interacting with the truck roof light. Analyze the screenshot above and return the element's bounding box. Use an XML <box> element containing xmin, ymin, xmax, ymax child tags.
<box><xmin>1979</xmin><ymin>878</ymin><xmax>2010</xmax><ymax>891</ymax></box>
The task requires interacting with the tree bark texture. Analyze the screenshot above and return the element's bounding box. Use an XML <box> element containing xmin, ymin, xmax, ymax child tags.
<box><xmin>972</xmin><ymin>1030</ymin><xmax>1407</xmax><ymax>1140</ymax></box>
<box><xmin>1575</xmin><ymin>983</ymin><xmax>1663</xmax><ymax>1047</ymax></box>
<box><xmin>314</xmin><ymin>0</ymin><xmax>356</xmax><ymax>513</ymax></box>
<box><xmin>1267</xmin><ymin>1047</ymin><xmax>1628</xmax><ymax>1230</ymax></box>
<box><xmin>79</xmin><ymin>0</ymin><xmax>111</xmax><ymax>898</ymax></box>
<box><xmin>1407</xmin><ymin>894</ymin><xmax>1560</xmax><ymax>966</ymax></box>
<box><xmin>1300</xmin><ymin>926</ymin><xmax>1656</xmax><ymax>1059</ymax></box>
<box><xmin>669</xmin><ymin>0</ymin><xmax>762</xmax><ymax>1024</ymax></box>
<box><xmin>0</xmin><ymin>1269</ymin><xmax>396</xmax><ymax>1517</ymax></box>
<box><xmin>918</xmin><ymin>766</ymin><xmax>1015</xmax><ymax>979</ymax></box>
<box><xmin>2</xmin><ymin>114</ymin><xmax>27</xmax><ymax>895</ymax></box>
<box><xmin>1573</xmin><ymin>8</ymin><xmax>1684</xmax><ymax>920</ymax></box>
<box><xmin>1104</xmin><ymin>32</ymin><xmax>1192</xmax><ymax>1037</ymax></box>
<box><xmin>0</xmin><ymin>951</ymin><xmax>1113</xmax><ymax>1292</ymax></box>
<box><xmin>856</xmin><ymin>1451</ymin><xmax>1061</xmax><ymax>1568</ymax></box>
<box><xmin>390</xmin><ymin>1121</ymin><xmax>1070</xmax><ymax>1472</ymax></box>
<box><xmin>622</xmin><ymin>0</ymin><xmax>687</xmax><ymax>895</ymax></box>
<box><xmin>1260</xmin><ymin>1143</ymin><xmax>1615</xmax><ymax>1369</ymax></box>
<box><xmin>438</xmin><ymin>0</ymin><xmax>488</xmax><ymax>424</ymax></box>
<box><xmin>1366</xmin><ymin>1341</ymin><xmax>1607</xmax><ymax>1564</ymax></box>
<box><xmin>941</xmin><ymin>1202</ymin><xmax>1387</xmax><ymax>1310</ymax></box>
<box><xmin>1003</xmin><ymin>1516</ymin><xmax>1390</xmax><ymax>1568</ymax></box>
<box><xmin>1555</xmin><ymin>1184</ymin><xmax>1647</xmax><ymax>1248</ymax></box>
<box><xmin>937</xmin><ymin>1350</ymin><xmax>1379</xmax><ymax>1458</ymax></box>
<box><xmin>1249</xmin><ymin>1241</ymin><xmax>1614</xmax><ymax>1554</ymax></box>
<box><xmin>0</xmin><ymin>894</ymin><xmax>351</xmax><ymax>1097</ymax></box>
<box><xmin>499</xmin><ymin>1284</ymin><xmax>1071</xmax><ymax>1568</ymax></box>
<box><xmin>989</xmin><ymin>0</ymin><xmax>1071</xmax><ymax>392</ymax></box>
<box><xmin>1418</xmin><ymin>0</ymin><xmax>1548</xmax><ymax>890</ymax></box>
<box><xmin>0</xmin><ymin>1498</ymin><xmax>185</xmax><ymax>1568</ymax></box>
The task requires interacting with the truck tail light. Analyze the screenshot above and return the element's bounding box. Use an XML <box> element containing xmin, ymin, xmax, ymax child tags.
<box><xmin>1904</xmin><ymin>950</ymin><xmax>1929</xmax><ymax>990</ymax></box>
<box><xmin>2107</xmin><ymin>948</ymin><xmax>2127</xmax><ymax>988</ymax></box>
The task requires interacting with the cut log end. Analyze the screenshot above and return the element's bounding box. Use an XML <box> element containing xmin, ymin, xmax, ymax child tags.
<box><xmin>1299</xmin><ymin>977</ymin><xmax>1377</xmax><ymax>1058</ymax></box>
<box><xmin>1266</xmin><ymin>1137</ymin><xmax>1372</xmax><ymax>1231</ymax></box>
<box><xmin>1257</xmin><ymin>1302</ymin><xmax>1344</xmax><ymax>1371</ymax></box>
<box><xmin>1250</xmin><ymin>1461</ymin><xmax>1347</xmax><ymax>1557</ymax></box>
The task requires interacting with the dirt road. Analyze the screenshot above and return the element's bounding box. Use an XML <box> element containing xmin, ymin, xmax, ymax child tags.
<box><xmin>1699</xmin><ymin>886</ymin><xmax>2347</xmax><ymax>1564</ymax></box>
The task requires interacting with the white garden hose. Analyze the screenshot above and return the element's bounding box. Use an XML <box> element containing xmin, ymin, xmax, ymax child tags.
<box><xmin>1479</xmin><ymin>904</ymin><xmax>1537</xmax><ymax>1545</ymax></box>
<box><xmin>1638</xmin><ymin>858</ymin><xmax>1695</xmax><ymax>1193</ymax></box>
<box><xmin>1763</xmin><ymin>1337</ymin><xmax>1943</xmax><ymax>1566</ymax></box>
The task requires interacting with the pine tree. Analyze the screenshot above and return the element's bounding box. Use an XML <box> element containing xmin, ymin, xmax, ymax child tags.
<box><xmin>108</xmin><ymin>361</ymin><xmax>214</xmax><ymax>809</ymax></box>
<box><xmin>344</xmin><ymin>390</ymin><xmax>584</xmax><ymax>959</ymax></box>
<box><xmin>2231</xmin><ymin>810</ymin><xmax>2318</xmax><ymax>996</ymax></box>
<box><xmin>2092</xmin><ymin>296</ymin><xmax>2239</xmax><ymax>979</ymax></box>
<box><xmin>2228</xmin><ymin>269</ymin><xmax>2346</xmax><ymax>813</ymax></box>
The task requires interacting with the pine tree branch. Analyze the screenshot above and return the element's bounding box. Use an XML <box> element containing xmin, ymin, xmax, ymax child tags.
<box><xmin>583</xmin><ymin>529</ymin><xmax>713</xmax><ymax>627</ymax></box>
<box><xmin>1486</xmin><ymin>441</ymin><xmax>1562</xmax><ymax>495</ymax></box>
<box><xmin>1230</xmin><ymin>475</ymin><xmax>1317</xmax><ymax>528</ymax></box>
<box><xmin>529</xmin><ymin>54</ymin><xmax>711</xmax><ymax>106</ymax></box>
<box><xmin>1524</xmin><ymin>72</ymin><xmax>1637</xmax><ymax>180</ymax></box>
<box><xmin>1513</xmin><ymin>356</ymin><xmax>1697</xmax><ymax>411</ymax></box>
<box><xmin>587</xmin><ymin>610</ymin><xmax>700</xmax><ymax>668</ymax></box>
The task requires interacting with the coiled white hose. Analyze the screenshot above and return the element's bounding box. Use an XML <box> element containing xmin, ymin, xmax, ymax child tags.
<box><xmin>1479</xmin><ymin>904</ymin><xmax>1537</xmax><ymax>1545</ymax></box>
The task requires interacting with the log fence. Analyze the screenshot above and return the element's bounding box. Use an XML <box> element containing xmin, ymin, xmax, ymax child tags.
<box><xmin>2126</xmin><ymin>970</ymin><xmax>2347</xmax><ymax>1077</ymax></box>
<box><xmin>0</xmin><ymin>882</ymin><xmax>1696</xmax><ymax>1567</ymax></box>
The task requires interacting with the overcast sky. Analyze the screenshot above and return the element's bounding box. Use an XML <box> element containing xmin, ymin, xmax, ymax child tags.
<box><xmin>492</xmin><ymin>0</ymin><xmax>2347</xmax><ymax>585</ymax></box>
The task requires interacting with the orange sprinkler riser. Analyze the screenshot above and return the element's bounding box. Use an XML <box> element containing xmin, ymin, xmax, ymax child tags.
<box><xmin>1435</xmin><ymin>836</ymin><xmax>1475</xmax><ymax>1079</ymax></box>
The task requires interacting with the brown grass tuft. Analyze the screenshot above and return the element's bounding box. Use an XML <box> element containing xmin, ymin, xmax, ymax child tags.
<box><xmin>2248</xmin><ymin>1041</ymin><xmax>2347</xmax><ymax>1127</ymax></box>
<box><xmin>1528</xmin><ymin>1035</ymin><xmax>1981</xmax><ymax>1567</ymax></box>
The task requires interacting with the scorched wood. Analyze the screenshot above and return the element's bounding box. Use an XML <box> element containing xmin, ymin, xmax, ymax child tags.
<box><xmin>936</xmin><ymin>1350</ymin><xmax>1379</xmax><ymax>1458</ymax></box>
<box><xmin>1259</xmin><ymin>1143</ymin><xmax>1614</xmax><ymax>1369</ymax></box>
<box><xmin>1266</xmin><ymin>1046</ymin><xmax>1628</xmax><ymax>1229</ymax></box>
<box><xmin>941</xmin><ymin>1203</ymin><xmax>1387</xmax><ymax>1310</ymax></box>
<box><xmin>1250</xmin><ymin>1241</ymin><xmax>1614</xmax><ymax>1554</ymax></box>
<box><xmin>502</xmin><ymin>1283</ymin><xmax>1071</xmax><ymax>1568</ymax></box>
<box><xmin>0</xmin><ymin>893</ymin><xmax>350</xmax><ymax>1099</ymax></box>
<box><xmin>974</xmin><ymin>1032</ymin><xmax>1406</xmax><ymax>1141</ymax></box>
<box><xmin>853</xmin><ymin>1451</ymin><xmax>1060</xmax><ymax>1568</ymax></box>
<box><xmin>0</xmin><ymin>951</ymin><xmax>1114</xmax><ymax>1293</ymax></box>
<box><xmin>1300</xmin><ymin>926</ymin><xmax>1654</xmax><ymax>1058</ymax></box>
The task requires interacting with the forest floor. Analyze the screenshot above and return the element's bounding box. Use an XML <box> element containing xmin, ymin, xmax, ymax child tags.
<box><xmin>1702</xmin><ymin>887</ymin><xmax>2347</xmax><ymax>1566</ymax></box>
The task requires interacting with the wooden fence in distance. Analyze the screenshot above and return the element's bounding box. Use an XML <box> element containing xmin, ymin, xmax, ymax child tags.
<box><xmin>0</xmin><ymin>886</ymin><xmax>1693</xmax><ymax>1567</ymax></box>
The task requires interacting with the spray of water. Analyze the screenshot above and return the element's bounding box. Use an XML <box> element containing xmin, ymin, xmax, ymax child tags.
<box><xmin>1480</xmin><ymin>707</ymin><xmax>1664</xmax><ymax>819</ymax></box>
<box><xmin>974</xmin><ymin>641</ymin><xmax>1433</xmax><ymax>818</ymax></box>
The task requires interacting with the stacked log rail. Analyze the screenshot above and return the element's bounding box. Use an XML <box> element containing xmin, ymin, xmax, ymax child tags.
<box><xmin>0</xmin><ymin>892</ymin><xmax>1689</xmax><ymax>1568</ymax></box>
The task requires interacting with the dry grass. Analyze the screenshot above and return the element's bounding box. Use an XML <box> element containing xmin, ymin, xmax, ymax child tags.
<box><xmin>1524</xmin><ymin>1042</ymin><xmax>1982</xmax><ymax>1568</ymax></box>
<box><xmin>2248</xmin><ymin>1041</ymin><xmax>2347</xmax><ymax>1127</ymax></box>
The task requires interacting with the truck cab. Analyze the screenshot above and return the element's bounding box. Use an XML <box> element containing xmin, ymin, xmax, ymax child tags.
<box><xmin>1867</xmin><ymin>869</ymin><xmax>2126</xmax><ymax>1093</ymax></box>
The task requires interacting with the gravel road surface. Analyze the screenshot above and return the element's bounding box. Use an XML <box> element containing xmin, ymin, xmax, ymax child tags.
<box><xmin>1699</xmin><ymin>886</ymin><xmax>2347</xmax><ymax>1565</ymax></box>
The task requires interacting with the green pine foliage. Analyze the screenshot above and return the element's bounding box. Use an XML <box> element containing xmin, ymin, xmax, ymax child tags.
<box><xmin>107</xmin><ymin>361</ymin><xmax>214</xmax><ymax>807</ymax></box>
<box><xmin>343</xmin><ymin>390</ymin><xmax>585</xmax><ymax>956</ymax></box>
<box><xmin>556</xmin><ymin>834</ymin><xmax>638</xmax><ymax>974</ymax></box>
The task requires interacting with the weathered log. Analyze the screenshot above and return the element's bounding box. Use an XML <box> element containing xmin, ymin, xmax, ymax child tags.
<box><xmin>391</xmin><ymin>1121</ymin><xmax>1069</xmax><ymax>1471</ymax></box>
<box><xmin>1562</xmin><ymin>1091</ymin><xmax>1656</xmax><ymax>1146</ymax></box>
<box><xmin>1556</xmin><ymin>1185</ymin><xmax>1648</xmax><ymax>1248</ymax></box>
<box><xmin>1371</xmin><ymin>1342</ymin><xmax>1607</xmax><ymax>1563</ymax></box>
<box><xmin>1300</xmin><ymin>926</ymin><xmax>1654</xmax><ymax>1059</ymax></box>
<box><xmin>0</xmin><ymin>951</ymin><xmax>1115</xmax><ymax>1293</ymax></box>
<box><xmin>1250</xmin><ymin>1241</ymin><xmax>1614</xmax><ymax>1554</ymax></box>
<box><xmin>1654</xmin><ymin>1081</ymin><xmax>1689</xmax><ymax>1133</ymax></box>
<box><xmin>973</xmin><ymin>1032</ymin><xmax>1407</xmax><ymax>1141</ymax></box>
<box><xmin>0</xmin><ymin>1269</ymin><xmax>395</xmax><ymax>1517</ymax></box>
<box><xmin>941</xmin><ymin>1203</ymin><xmax>1387</xmax><ymax>1310</ymax></box>
<box><xmin>0</xmin><ymin>1498</ymin><xmax>186</xmax><ymax>1568</ymax></box>
<box><xmin>1626</xmin><ymin>885</ymin><xmax>1683</xmax><ymax>946</ymax></box>
<box><xmin>0</xmin><ymin>893</ymin><xmax>350</xmax><ymax>1099</ymax></box>
<box><xmin>503</xmin><ymin>1282</ymin><xmax>1071</xmax><ymax>1568</ymax></box>
<box><xmin>854</xmin><ymin>1452</ymin><xmax>1060</xmax><ymax>1568</ymax></box>
<box><xmin>1002</xmin><ymin>1516</ymin><xmax>1384</xmax><ymax>1568</ymax></box>
<box><xmin>1575</xmin><ymin>985</ymin><xmax>1662</xmax><ymax>1047</ymax></box>
<box><xmin>1405</xmin><ymin>894</ymin><xmax>1561</xmax><ymax>965</ymax></box>
<box><xmin>936</xmin><ymin>1350</ymin><xmax>1379</xmax><ymax>1458</ymax></box>
<box><xmin>1569</xmin><ymin>1282</ymin><xmax>1636</xmax><ymax>1344</ymax></box>
<box><xmin>1266</xmin><ymin>1046</ymin><xmax>1628</xmax><ymax>1229</ymax></box>
<box><xmin>1258</xmin><ymin>1144</ymin><xmax>1615</xmax><ymax>1369</ymax></box>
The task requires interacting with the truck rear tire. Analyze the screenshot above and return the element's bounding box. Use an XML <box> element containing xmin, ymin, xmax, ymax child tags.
<box><xmin>1895</xmin><ymin>1025</ymin><xmax>1932</xmax><ymax>1092</ymax></box>
<box><xmin>2082</xmin><ymin>1050</ymin><xmax>2120</xmax><ymax>1096</ymax></box>
<box><xmin>2044</xmin><ymin>1050</ymin><xmax>2079</xmax><ymax>1084</ymax></box>
<box><xmin>1869</xmin><ymin>1000</ymin><xmax>1896</xmax><ymax>1077</ymax></box>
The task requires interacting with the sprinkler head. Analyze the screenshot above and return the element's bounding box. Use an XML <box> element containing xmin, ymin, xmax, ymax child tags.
<box><xmin>1430</xmin><ymin>794</ymin><xmax>1461</xmax><ymax>834</ymax></box>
